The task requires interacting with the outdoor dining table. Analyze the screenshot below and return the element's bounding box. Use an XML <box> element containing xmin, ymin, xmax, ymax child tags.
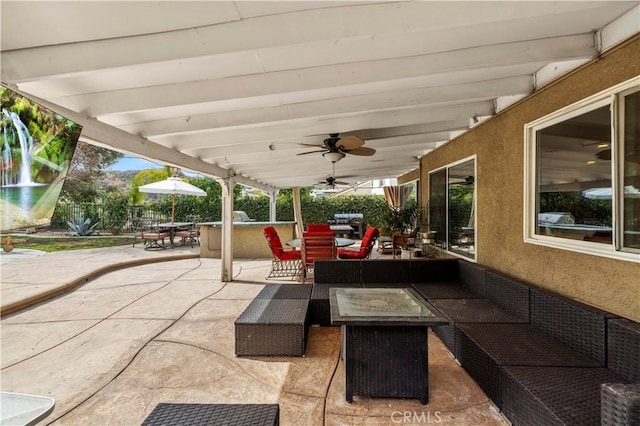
<box><xmin>329</xmin><ymin>287</ymin><xmax>449</xmax><ymax>404</ymax></box>
<box><xmin>156</xmin><ymin>222</ymin><xmax>194</xmax><ymax>247</ymax></box>
<box><xmin>285</xmin><ymin>237</ymin><xmax>354</xmax><ymax>248</ymax></box>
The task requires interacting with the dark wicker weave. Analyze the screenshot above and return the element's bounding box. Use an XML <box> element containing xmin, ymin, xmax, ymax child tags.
<box><xmin>343</xmin><ymin>325</ymin><xmax>429</xmax><ymax>404</ymax></box>
<box><xmin>501</xmin><ymin>366</ymin><xmax>624</xmax><ymax>426</ymax></box>
<box><xmin>255</xmin><ymin>284</ymin><xmax>312</xmax><ymax>299</ymax></box>
<box><xmin>458</xmin><ymin>260</ymin><xmax>489</xmax><ymax>297</ymax></box>
<box><xmin>313</xmin><ymin>259</ymin><xmax>361</xmax><ymax>284</ymax></box>
<box><xmin>142</xmin><ymin>403</ymin><xmax>279</xmax><ymax>426</ymax></box>
<box><xmin>235</xmin><ymin>298</ymin><xmax>309</xmax><ymax>356</ymax></box>
<box><xmin>432</xmin><ymin>324</ymin><xmax>455</xmax><ymax>355</ymax></box>
<box><xmin>430</xmin><ymin>298</ymin><xmax>528</xmax><ymax>324</ymax></box>
<box><xmin>607</xmin><ymin>318</ymin><xmax>640</xmax><ymax>382</ymax></box>
<box><xmin>408</xmin><ymin>258</ymin><xmax>459</xmax><ymax>284</ymax></box>
<box><xmin>455</xmin><ymin>323</ymin><xmax>601</xmax><ymax>408</ymax></box>
<box><xmin>530</xmin><ymin>288</ymin><xmax>616</xmax><ymax>366</ymax></box>
<box><xmin>485</xmin><ymin>271</ymin><xmax>530</xmax><ymax>321</ymax></box>
<box><xmin>360</xmin><ymin>282</ymin><xmax>412</xmax><ymax>288</ymax></box>
<box><xmin>309</xmin><ymin>282</ymin><xmax>362</xmax><ymax>326</ymax></box>
<box><xmin>601</xmin><ymin>383</ymin><xmax>640</xmax><ymax>426</ymax></box>
<box><xmin>412</xmin><ymin>282</ymin><xmax>482</xmax><ymax>299</ymax></box>
<box><xmin>361</xmin><ymin>260</ymin><xmax>410</xmax><ymax>284</ymax></box>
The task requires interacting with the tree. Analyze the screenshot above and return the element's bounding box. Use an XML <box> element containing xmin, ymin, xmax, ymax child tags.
<box><xmin>128</xmin><ymin>167</ymin><xmax>172</xmax><ymax>204</ymax></box>
<box><xmin>60</xmin><ymin>142</ymin><xmax>123</xmax><ymax>202</ymax></box>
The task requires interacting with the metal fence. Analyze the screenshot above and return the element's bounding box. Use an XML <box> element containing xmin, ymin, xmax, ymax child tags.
<box><xmin>52</xmin><ymin>202</ymin><xmax>169</xmax><ymax>232</ymax></box>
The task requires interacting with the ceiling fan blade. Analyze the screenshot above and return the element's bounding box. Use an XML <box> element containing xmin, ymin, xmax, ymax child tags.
<box><xmin>297</xmin><ymin>149</ymin><xmax>327</xmax><ymax>156</ymax></box>
<box><xmin>336</xmin><ymin>135</ymin><xmax>364</xmax><ymax>150</ymax></box>
<box><xmin>298</xmin><ymin>142</ymin><xmax>325</xmax><ymax>148</ymax></box>
<box><xmin>334</xmin><ymin>180</ymin><xmax>350</xmax><ymax>185</ymax></box>
<box><xmin>345</xmin><ymin>146</ymin><xmax>376</xmax><ymax>156</ymax></box>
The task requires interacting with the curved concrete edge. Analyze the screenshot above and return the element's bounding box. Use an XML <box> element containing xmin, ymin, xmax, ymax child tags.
<box><xmin>0</xmin><ymin>253</ymin><xmax>200</xmax><ymax>317</ymax></box>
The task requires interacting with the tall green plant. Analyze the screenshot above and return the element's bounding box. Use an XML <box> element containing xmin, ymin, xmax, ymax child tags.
<box><xmin>381</xmin><ymin>200</ymin><xmax>418</xmax><ymax>235</ymax></box>
<box><xmin>102</xmin><ymin>194</ymin><xmax>129</xmax><ymax>234</ymax></box>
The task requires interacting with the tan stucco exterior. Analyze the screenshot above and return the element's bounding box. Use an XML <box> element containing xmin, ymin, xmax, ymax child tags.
<box><xmin>419</xmin><ymin>35</ymin><xmax>640</xmax><ymax>322</ymax></box>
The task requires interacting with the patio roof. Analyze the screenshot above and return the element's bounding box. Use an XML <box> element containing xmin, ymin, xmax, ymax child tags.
<box><xmin>1</xmin><ymin>1</ymin><xmax>638</xmax><ymax>191</ymax></box>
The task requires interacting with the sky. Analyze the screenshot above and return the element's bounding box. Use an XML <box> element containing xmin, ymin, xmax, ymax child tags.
<box><xmin>107</xmin><ymin>156</ymin><xmax>204</xmax><ymax>178</ymax></box>
<box><xmin>107</xmin><ymin>156</ymin><xmax>164</xmax><ymax>172</ymax></box>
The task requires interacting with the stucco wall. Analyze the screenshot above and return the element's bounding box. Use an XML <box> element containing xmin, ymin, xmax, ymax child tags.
<box><xmin>420</xmin><ymin>35</ymin><xmax>640</xmax><ymax>322</ymax></box>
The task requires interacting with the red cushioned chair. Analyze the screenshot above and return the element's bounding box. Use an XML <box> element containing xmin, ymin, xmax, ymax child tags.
<box><xmin>301</xmin><ymin>232</ymin><xmax>336</xmax><ymax>281</ymax></box>
<box><xmin>306</xmin><ymin>224</ymin><xmax>332</xmax><ymax>233</ymax></box>
<box><xmin>264</xmin><ymin>226</ymin><xmax>302</xmax><ymax>279</ymax></box>
<box><xmin>337</xmin><ymin>226</ymin><xmax>380</xmax><ymax>260</ymax></box>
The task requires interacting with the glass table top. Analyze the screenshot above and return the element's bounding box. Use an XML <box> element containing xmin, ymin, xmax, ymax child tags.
<box><xmin>329</xmin><ymin>288</ymin><xmax>448</xmax><ymax>325</ymax></box>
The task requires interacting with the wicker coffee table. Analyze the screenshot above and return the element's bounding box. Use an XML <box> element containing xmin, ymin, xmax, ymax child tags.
<box><xmin>330</xmin><ymin>288</ymin><xmax>448</xmax><ymax>404</ymax></box>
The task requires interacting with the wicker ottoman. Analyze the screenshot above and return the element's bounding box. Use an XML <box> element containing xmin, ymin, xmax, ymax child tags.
<box><xmin>235</xmin><ymin>298</ymin><xmax>309</xmax><ymax>356</ymax></box>
<box><xmin>255</xmin><ymin>284</ymin><xmax>312</xmax><ymax>299</ymax></box>
<box><xmin>142</xmin><ymin>403</ymin><xmax>279</xmax><ymax>426</ymax></box>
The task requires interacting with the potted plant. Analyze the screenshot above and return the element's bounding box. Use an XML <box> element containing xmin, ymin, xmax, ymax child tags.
<box><xmin>382</xmin><ymin>201</ymin><xmax>418</xmax><ymax>236</ymax></box>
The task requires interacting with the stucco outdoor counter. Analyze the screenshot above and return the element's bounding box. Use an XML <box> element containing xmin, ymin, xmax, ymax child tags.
<box><xmin>198</xmin><ymin>221</ymin><xmax>296</xmax><ymax>259</ymax></box>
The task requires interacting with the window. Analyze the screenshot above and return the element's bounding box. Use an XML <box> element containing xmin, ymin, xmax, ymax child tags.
<box><xmin>429</xmin><ymin>157</ymin><xmax>476</xmax><ymax>260</ymax></box>
<box><xmin>525</xmin><ymin>77</ymin><xmax>640</xmax><ymax>261</ymax></box>
<box><xmin>621</xmin><ymin>88</ymin><xmax>640</xmax><ymax>252</ymax></box>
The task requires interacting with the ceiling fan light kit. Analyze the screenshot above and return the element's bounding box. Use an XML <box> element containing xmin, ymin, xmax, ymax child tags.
<box><xmin>323</xmin><ymin>151</ymin><xmax>345</xmax><ymax>163</ymax></box>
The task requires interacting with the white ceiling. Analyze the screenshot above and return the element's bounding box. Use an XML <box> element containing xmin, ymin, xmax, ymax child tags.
<box><xmin>2</xmin><ymin>1</ymin><xmax>639</xmax><ymax>192</ymax></box>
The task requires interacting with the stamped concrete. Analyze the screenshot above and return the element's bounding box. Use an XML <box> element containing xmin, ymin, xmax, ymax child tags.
<box><xmin>0</xmin><ymin>245</ymin><xmax>508</xmax><ymax>425</ymax></box>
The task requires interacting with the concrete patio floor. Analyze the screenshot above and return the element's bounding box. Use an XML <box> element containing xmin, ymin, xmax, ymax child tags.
<box><xmin>1</xmin><ymin>244</ymin><xmax>507</xmax><ymax>425</ymax></box>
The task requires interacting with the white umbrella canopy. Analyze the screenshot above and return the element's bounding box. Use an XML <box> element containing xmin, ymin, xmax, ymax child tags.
<box><xmin>582</xmin><ymin>185</ymin><xmax>640</xmax><ymax>200</ymax></box>
<box><xmin>139</xmin><ymin>176</ymin><xmax>206</xmax><ymax>222</ymax></box>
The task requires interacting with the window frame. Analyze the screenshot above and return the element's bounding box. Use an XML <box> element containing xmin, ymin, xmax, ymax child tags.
<box><xmin>523</xmin><ymin>76</ymin><xmax>640</xmax><ymax>263</ymax></box>
<box><xmin>429</xmin><ymin>155</ymin><xmax>477</xmax><ymax>262</ymax></box>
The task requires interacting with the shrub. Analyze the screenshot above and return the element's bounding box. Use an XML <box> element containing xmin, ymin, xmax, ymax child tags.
<box><xmin>102</xmin><ymin>194</ymin><xmax>129</xmax><ymax>234</ymax></box>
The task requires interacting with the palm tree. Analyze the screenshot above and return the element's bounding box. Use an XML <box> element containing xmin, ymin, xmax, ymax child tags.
<box><xmin>129</xmin><ymin>166</ymin><xmax>172</xmax><ymax>204</ymax></box>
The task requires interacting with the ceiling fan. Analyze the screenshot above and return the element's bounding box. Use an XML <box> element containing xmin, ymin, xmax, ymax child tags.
<box><xmin>316</xmin><ymin>162</ymin><xmax>352</xmax><ymax>189</ymax></box>
<box><xmin>297</xmin><ymin>133</ymin><xmax>376</xmax><ymax>162</ymax></box>
<box><xmin>317</xmin><ymin>176</ymin><xmax>350</xmax><ymax>188</ymax></box>
<box><xmin>450</xmin><ymin>176</ymin><xmax>475</xmax><ymax>186</ymax></box>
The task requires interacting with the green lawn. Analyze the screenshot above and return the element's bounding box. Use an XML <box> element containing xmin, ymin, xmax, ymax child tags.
<box><xmin>1</xmin><ymin>235</ymin><xmax>136</xmax><ymax>252</ymax></box>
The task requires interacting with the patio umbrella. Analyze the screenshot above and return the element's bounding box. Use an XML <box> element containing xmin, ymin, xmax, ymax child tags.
<box><xmin>581</xmin><ymin>185</ymin><xmax>640</xmax><ymax>200</ymax></box>
<box><xmin>138</xmin><ymin>176</ymin><xmax>206</xmax><ymax>222</ymax></box>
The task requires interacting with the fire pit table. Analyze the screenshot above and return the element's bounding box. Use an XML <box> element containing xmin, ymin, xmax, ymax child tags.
<box><xmin>329</xmin><ymin>288</ymin><xmax>448</xmax><ymax>404</ymax></box>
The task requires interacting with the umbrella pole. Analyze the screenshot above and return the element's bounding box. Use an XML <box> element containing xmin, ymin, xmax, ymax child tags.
<box><xmin>172</xmin><ymin>194</ymin><xmax>175</xmax><ymax>223</ymax></box>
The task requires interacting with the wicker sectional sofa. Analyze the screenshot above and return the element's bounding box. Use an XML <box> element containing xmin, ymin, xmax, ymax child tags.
<box><xmin>310</xmin><ymin>258</ymin><xmax>640</xmax><ymax>425</ymax></box>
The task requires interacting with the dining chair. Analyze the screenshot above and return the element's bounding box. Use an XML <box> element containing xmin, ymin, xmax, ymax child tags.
<box><xmin>174</xmin><ymin>215</ymin><xmax>200</xmax><ymax>247</ymax></box>
<box><xmin>337</xmin><ymin>226</ymin><xmax>380</xmax><ymax>259</ymax></box>
<box><xmin>301</xmin><ymin>232</ymin><xmax>336</xmax><ymax>281</ymax></box>
<box><xmin>306</xmin><ymin>224</ymin><xmax>332</xmax><ymax>233</ymax></box>
<box><xmin>264</xmin><ymin>226</ymin><xmax>302</xmax><ymax>279</ymax></box>
<box><xmin>139</xmin><ymin>217</ymin><xmax>170</xmax><ymax>250</ymax></box>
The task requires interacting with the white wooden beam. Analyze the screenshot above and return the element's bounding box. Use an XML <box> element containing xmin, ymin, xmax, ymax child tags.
<box><xmin>42</xmin><ymin>35</ymin><xmax>589</xmax><ymax>117</ymax></box>
<box><xmin>3</xmin><ymin>85</ymin><xmax>276</xmax><ymax>192</ymax></box>
<box><xmin>160</xmin><ymin>100</ymin><xmax>495</xmax><ymax>151</ymax></box>
<box><xmin>2</xmin><ymin>2</ymin><xmax>609</xmax><ymax>82</ymax></box>
<box><xmin>111</xmin><ymin>74</ymin><xmax>532</xmax><ymax>141</ymax></box>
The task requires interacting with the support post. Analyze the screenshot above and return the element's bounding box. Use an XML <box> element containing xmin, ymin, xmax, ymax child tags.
<box><xmin>268</xmin><ymin>190</ymin><xmax>278</xmax><ymax>222</ymax></box>
<box><xmin>292</xmin><ymin>187</ymin><xmax>304</xmax><ymax>238</ymax></box>
<box><xmin>220</xmin><ymin>175</ymin><xmax>235</xmax><ymax>282</ymax></box>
